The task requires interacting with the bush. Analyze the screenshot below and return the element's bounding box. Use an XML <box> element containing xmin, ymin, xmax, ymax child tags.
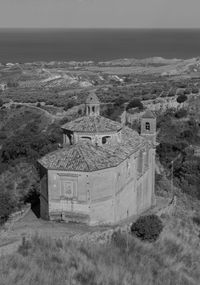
<box><xmin>0</xmin><ymin>189</ymin><xmax>15</xmax><ymax>220</ymax></box>
<box><xmin>111</xmin><ymin>230</ymin><xmax>127</xmax><ymax>249</ymax></box>
<box><xmin>192</xmin><ymin>216</ymin><xmax>200</xmax><ymax>226</ymax></box>
<box><xmin>177</xmin><ymin>94</ymin><xmax>187</xmax><ymax>103</ymax></box>
<box><xmin>168</xmin><ymin>90</ymin><xmax>176</xmax><ymax>97</ymax></box>
<box><xmin>114</xmin><ymin>96</ymin><xmax>126</xmax><ymax>107</ymax></box>
<box><xmin>184</xmin><ymin>88</ymin><xmax>190</xmax><ymax>95</ymax></box>
<box><xmin>131</xmin><ymin>215</ymin><xmax>163</xmax><ymax>242</ymax></box>
<box><xmin>0</xmin><ymin>98</ymin><xmax>3</xmax><ymax>107</ymax></box>
<box><xmin>126</xmin><ymin>99</ymin><xmax>143</xmax><ymax>110</ymax></box>
<box><xmin>192</xmin><ymin>88</ymin><xmax>199</xmax><ymax>94</ymax></box>
<box><xmin>175</xmin><ymin>109</ymin><xmax>187</xmax><ymax>118</ymax></box>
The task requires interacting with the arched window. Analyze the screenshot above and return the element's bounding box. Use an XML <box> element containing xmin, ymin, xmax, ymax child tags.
<box><xmin>102</xmin><ymin>136</ymin><xmax>111</xmax><ymax>145</ymax></box>
<box><xmin>81</xmin><ymin>136</ymin><xmax>91</xmax><ymax>142</ymax></box>
<box><xmin>145</xmin><ymin>122</ymin><xmax>150</xmax><ymax>131</ymax></box>
<box><xmin>92</xmin><ymin>106</ymin><xmax>95</xmax><ymax>112</ymax></box>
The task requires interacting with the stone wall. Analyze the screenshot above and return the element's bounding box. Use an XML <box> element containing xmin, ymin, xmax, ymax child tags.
<box><xmin>44</xmin><ymin>144</ymin><xmax>155</xmax><ymax>226</ymax></box>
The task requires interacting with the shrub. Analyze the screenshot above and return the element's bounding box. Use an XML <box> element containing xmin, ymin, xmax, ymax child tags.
<box><xmin>126</xmin><ymin>99</ymin><xmax>143</xmax><ymax>110</ymax></box>
<box><xmin>114</xmin><ymin>96</ymin><xmax>126</xmax><ymax>107</ymax></box>
<box><xmin>0</xmin><ymin>98</ymin><xmax>4</xmax><ymax>107</ymax></box>
<box><xmin>192</xmin><ymin>216</ymin><xmax>200</xmax><ymax>226</ymax></box>
<box><xmin>175</xmin><ymin>109</ymin><xmax>187</xmax><ymax>118</ymax></box>
<box><xmin>0</xmin><ymin>189</ymin><xmax>15</xmax><ymax>220</ymax></box>
<box><xmin>184</xmin><ymin>88</ymin><xmax>190</xmax><ymax>95</ymax></box>
<box><xmin>192</xmin><ymin>88</ymin><xmax>199</xmax><ymax>94</ymax></box>
<box><xmin>111</xmin><ymin>230</ymin><xmax>127</xmax><ymax>249</ymax></box>
<box><xmin>168</xmin><ymin>90</ymin><xmax>176</xmax><ymax>97</ymax></box>
<box><xmin>131</xmin><ymin>215</ymin><xmax>163</xmax><ymax>242</ymax></box>
<box><xmin>177</xmin><ymin>94</ymin><xmax>187</xmax><ymax>103</ymax></box>
<box><xmin>18</xmin><ymin>237</ymin><xmax>32</xmax><ymax>257</ymax></box>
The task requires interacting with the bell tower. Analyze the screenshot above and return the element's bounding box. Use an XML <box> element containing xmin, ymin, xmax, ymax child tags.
<box><xmin>86</xmin><ymin>92</ymin><xmax>100</xmax><ymax>116</ymax></box>
<box><xmin>141</xmin><ymin>109</ymin><xmax>157</xmax><ymax>207</ymax></box>
<box><xmin>141</xmin><ymin>110</ymin><xmax>156</xmax><ymax>144</ymax></box>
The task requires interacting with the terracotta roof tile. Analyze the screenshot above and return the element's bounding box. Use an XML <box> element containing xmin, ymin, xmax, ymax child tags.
<box><xmin>86</xmin><ymin>93</ymin><xmax>100</xmax><ymax>104</ymax></box>
<box><xmin>61</xmin><ymin>115</ymin><xmax>122</xmax><ymax>133</ymax></box>
<box><xmin>38</xmin><ymin>127</ymin><xmax>147</xmax><ymax>172</ymax></box>
<box><xmin>142</xmin><ymin>110</ymin><xmax>155</xmax><ymax>119</ymax></box>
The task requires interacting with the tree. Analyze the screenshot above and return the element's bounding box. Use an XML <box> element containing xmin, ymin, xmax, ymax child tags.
<box><xmin>177</xmin><ymin>94</ymin><xmax>187</xmax><ymax>103</ymax></box>
<box><xmin>192</xmin><ymin>88</ymin><xmax>199</xmax><ymax>94</ymax></box>
<box><xmin>0</xmin><ymin>188</ymin><xmax>15</xmax><ymax>220</ymax></box>
<box><xmin>168</xmin><ymin>90</ymin><xmax>176</xmax><ymax>97</ymax></box>
<box><xmin>175</xmin><ymin>109</ymin><xmax>187</xmax><ymax>118</ymax></box>
<box><xmin>0</xmin><ymin>98</ymin><xmax>3</xmax><ymax>107</ymax></box>
<box><xmin>184</xmin><ymin>88</ymin><xmax>190</xmax><ymax>95</ymax></box>
<box><xmin>114</xmin><ymin>96</ymin><xmax>126</xmax><ymax>107</ymax></box>
<box><xmin>126</xmin><ymin>99</ymin><xmax>143</xmax><ymax>111</ymax></box>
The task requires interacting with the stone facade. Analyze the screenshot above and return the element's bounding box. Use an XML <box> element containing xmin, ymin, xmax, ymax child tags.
<box><xmin>38</xmin><ymin>93</ymin><xmax>157</xmax><ymax>225</ymax></box>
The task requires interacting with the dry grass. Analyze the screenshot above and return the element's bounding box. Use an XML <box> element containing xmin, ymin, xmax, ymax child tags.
<box><xmin>0</xmin><ymin>213</ymin><xmax>200</xmax><ymax>284</ymax></box>
<box><xmin>0</xmin><ymin>193</ymin><xmax>200</xmax><ymax>285</ymax></box>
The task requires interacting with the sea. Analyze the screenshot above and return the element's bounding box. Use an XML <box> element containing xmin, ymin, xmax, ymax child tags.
<box><xmin>0</xmin><ymin>28</ymin><xmax>200</xmax><ymax>63</ymax></box>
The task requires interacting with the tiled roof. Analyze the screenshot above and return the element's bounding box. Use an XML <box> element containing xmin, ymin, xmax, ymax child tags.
<box><xmin>86</xmin><ymin>93</ymin><xmax>100</xmax><ymax>105</ymax></box>
<box><xmin>142</xmin><ymin>110</ymin><xmax>155</xmax><ymax>119</ymax></box>
<box><xmin>38</xmin><ymin>127</ymin><xmax>146</xmax><ymax>172</ymax></box>
<box><xmin>61</xmin><ymin>115</ymin><xmax>122</xmax><ymax>133</ymax></box>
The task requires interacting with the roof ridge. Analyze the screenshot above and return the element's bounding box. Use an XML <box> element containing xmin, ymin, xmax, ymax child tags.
<box><xmin>78</xmin><ymin>143</ymin><xmax>104</xmax><ymax>171</ymax></box>
<box><xmin>76</xmin><ymin>144</ymin><xmax>91</xmax><ymax>171</ymax></box>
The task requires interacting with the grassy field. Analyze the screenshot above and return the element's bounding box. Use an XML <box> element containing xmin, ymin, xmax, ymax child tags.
<box><xmin>0</xmin><ymin>192</ymin><xmax>200</xmax><ymax>285</ymax></box>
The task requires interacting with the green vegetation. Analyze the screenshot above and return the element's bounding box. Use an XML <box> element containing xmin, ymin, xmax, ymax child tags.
<box><xmin>0</xmin><ymin>98</ymin><xmax>3</xmax><ymax>107</ymax></box>
<box><xmin>174</xmin><ymin>109</ymin><xmax>187</xmax><ymax>118</ymax></box>
<box><xmin>126</xmin><ymin>99</ymin><xmax>144</xmax><ymax>111</ymax></box>
<box><xmin>1</xmin><ymin>61</ymin><xmax>200</xmax><ymax>284</ymax></box>
<box><xmin>131</xmin><ymin>215</ymin><xmax>163</xmax><ymax>242</ymax></box>
<box><xmin>157</xmin><ymin>109</ymin><xmax>200</xmax><ymax>199</ymax></box>
<box><xmin>0</xmin><ymin>106</ymin><xmax>63</xmax><ymax>221</ymax></box>
<box><xmin>1</xmin><ymin>198</ymin><xmax>200</xmax><ymax>285</ymax></box>
<box><xmin>0</xmin><ymin>187</ymin><xmax>15</xmax><ymax>224</ymax></box>
<box><xmin>177</xmin><ymin>94</ymin><xmax>188</xmax><ymax>103</ymax></box>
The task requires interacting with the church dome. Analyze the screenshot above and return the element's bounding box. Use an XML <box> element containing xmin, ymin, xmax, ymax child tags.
<box><xmin>142</xmin><ymin>109</ymin><xmax>155</xmax><ymax>119</ymax></box>
<box><xmin>86</xmin><ymin>92</ymin><xmax>100</xmax><ymax>105</ymax></box>
<box><xmin>61</xmin><ymin>115</ymin><xmax>122</xmax><ymax>133</ymax></box>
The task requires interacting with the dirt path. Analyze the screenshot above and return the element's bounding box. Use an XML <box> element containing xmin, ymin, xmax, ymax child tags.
<box><xmin>0</xmin><ymin>208</ymin><xmax>109</xmax><ymax>256</ymax></box>
<box><xmin>0</xmin><ymin>196</ymin><xmax>171</xmax><ymax>256</ymax></box>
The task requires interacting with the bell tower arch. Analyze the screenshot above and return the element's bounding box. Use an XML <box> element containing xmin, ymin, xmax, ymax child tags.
<box><xmin>141</xmin><ymin>110</ymin><xmax>156</xmax><ymax>144</ymax></box>
<box><xmin>86</xmin><ymin>92</ymin><xmax>100</xmax><ymax>116</ymax></box>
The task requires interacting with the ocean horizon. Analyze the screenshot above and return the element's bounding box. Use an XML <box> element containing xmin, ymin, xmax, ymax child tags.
<box><xmin>0</xmin><ymin>28</ymin><xmax>200</xmax><ymax>63</ymax></box>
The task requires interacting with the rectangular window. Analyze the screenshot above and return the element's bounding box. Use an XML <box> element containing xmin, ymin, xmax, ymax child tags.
<box><xmin>58</xmin><ymin>174</ymin><xmax>78</xmax><ymax>200</ymax></box>
<box><xmin>62</xmin><ymin>181</ymin><xmax>74</xmax><ymax>198</ymax></box>
<box><xmin>145</xmin><ymin>122</ymin><xmax>150</xmax><ymax>131</ymax></box>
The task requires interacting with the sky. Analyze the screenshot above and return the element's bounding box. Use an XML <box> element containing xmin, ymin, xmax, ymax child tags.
<box><xmin>0</xmin><ymin>0</ymin><xmax>200</xmax><ymax>28</ymax></box>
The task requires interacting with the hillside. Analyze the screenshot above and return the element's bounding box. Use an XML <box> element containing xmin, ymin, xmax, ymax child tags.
<box><xmin>0</xmin><ymin>59</ymin><xmax>200</xmax><ymax>284</ymax></box>
<box><xmin>0</xmin><ymin>190</ymin><xmax>200</xmax><ymax>285</ymax></box>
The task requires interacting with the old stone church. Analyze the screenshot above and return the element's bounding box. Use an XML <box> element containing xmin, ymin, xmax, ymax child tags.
<box><xmin>38</xmin><ymin>93</ymin><xmax>157</xmax><ymax>225</ymax></box>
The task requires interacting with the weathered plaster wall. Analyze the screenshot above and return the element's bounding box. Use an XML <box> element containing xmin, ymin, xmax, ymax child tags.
<box><xmin>89</xmin><ymin>168</ymin><xmax>116</xmax><ymax>225</ymax></box>
<box><xmin>40</xmin><ymin>166</ymin><xmax>49</xmax><ymax>220</ymax></box>
<box><xmin>113</xmin><ymin>148</ymin><xmax>154</xmax><ymax>223</ymax></box>
<box><xmin>90</xmin><ymin>199</ymin><xmax>114</xmax><ymax>225</ymax></box>
<box><xmin>73</xmin><ymin>130</ymin><xmax>122</xmax><ymax>146</ymax></box>
<box><xmin>41</xmin><ymin>141</ymin><xmax>155</xmax><ymax>225</ymax></box>
<box><xmin>47</xmin><ymin>170</ymin><xmax>89</xmax><ymax>219</ymax></box>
